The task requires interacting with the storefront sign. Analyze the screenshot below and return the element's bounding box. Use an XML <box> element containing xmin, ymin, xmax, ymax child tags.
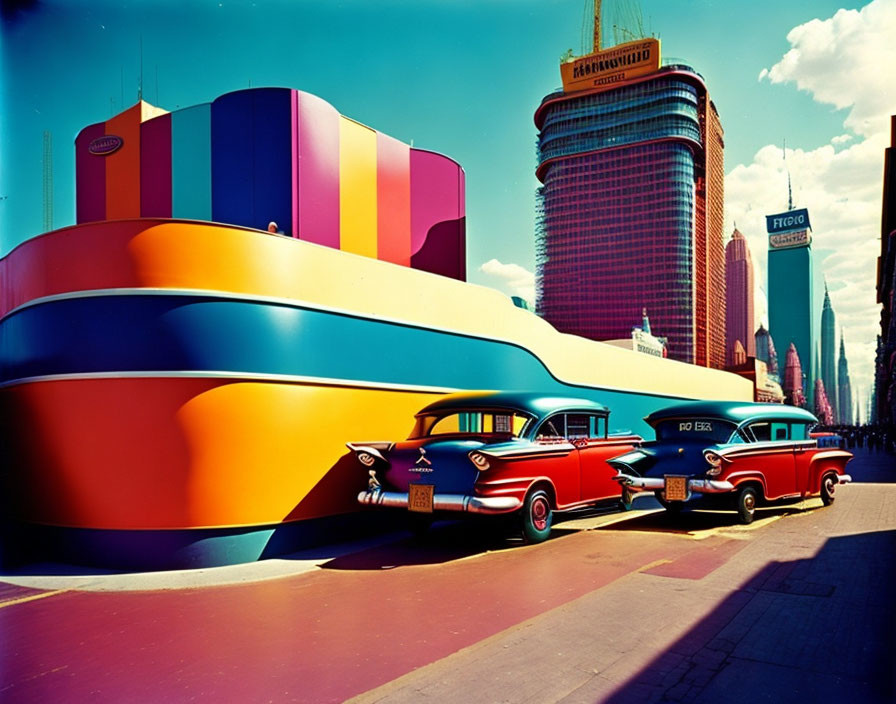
<box><xmin>88</xmin><ymin>135</ymin><xmax>123</xmax><ymax>156</ymax></box>
<box><xmin>560</xmin><ymin>38</ymin><xmax>660</xmax><ymax>93</ymax></box>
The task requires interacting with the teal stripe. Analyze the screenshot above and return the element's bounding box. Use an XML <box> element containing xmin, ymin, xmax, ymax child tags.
<box><xmin>171</xmin><ymin>104</ymin><xmax>212</xmax><ymax>220</ymax></box>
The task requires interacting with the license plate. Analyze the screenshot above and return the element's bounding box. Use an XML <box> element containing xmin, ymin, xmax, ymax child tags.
<box><xmin>408</xmin><ymin>483</ymin><xmax>434</xmax><ymax>513</ymax></box>
<box><xmin>664</xmin><ymin>475</ymin><xmax>688</xmax><ymax>502</ymax></box>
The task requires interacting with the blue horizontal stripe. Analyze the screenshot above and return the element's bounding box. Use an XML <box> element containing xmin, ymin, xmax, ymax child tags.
<box><xmin>0</xmin><ymin>293</ymin><xmax>685</xmax><ymax>436</ymax></box>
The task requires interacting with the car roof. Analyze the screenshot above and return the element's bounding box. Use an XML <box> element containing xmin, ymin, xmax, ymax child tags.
<box><xmin>416</xmin><ymin>391</ymin><xmax>609</xmax><ymax>417</ymax></box>
<box><xmin>645</xmin><ymin>400</ymin><xmax>817</xmax><ymax>427</ymax></box>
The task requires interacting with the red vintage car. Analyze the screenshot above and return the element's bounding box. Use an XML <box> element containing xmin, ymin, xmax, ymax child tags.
<box><xmin>350</xmin><ymin>391</ymin><xmax>642</xmax><ymax>542</ymax></box>
<box><xmin>609</xmin><ymin>401</ymin><xmax>853</xmax><ymax>523</ymax></box>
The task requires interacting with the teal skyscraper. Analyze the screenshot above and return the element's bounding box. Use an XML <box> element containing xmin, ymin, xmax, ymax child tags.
<box><xmin>767</xmin><ymin>206</ymin><xmax>816</xmax><ymax>407</ymax></box>
<box><xmin>820</xmin><ymin>284</ymin><xmax>838</xmax><ymax>421</ymax></box>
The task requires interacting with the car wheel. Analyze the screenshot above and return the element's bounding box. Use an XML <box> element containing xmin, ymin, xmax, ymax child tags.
<box><xmin>654</xmin><ymin>491</ymin><xmax>684</xmax><ymax>513</ymax></box>
<box><xmin>736</xmin><ymin>486</ymin><xmax>758</xmax><ymax>524</ymax></box>
<box><xmin>521</xmin><ymin>489</ymin><xmax>553</xmax><ymax>544</ymax></box>
<box><xmin>820</xmin><ymin>473</ymin><xmax>837</xmax><ymax>506</ymax></box>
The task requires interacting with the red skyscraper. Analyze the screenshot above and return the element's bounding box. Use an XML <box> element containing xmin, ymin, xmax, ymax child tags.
<box><xmin>534</xmin><ymin>35</ymin><xmax>725</xmax><ymax>367</ymax></box>
<box><xmin>725</xmin><ymin>228</ymin><xmax>756</xmax><ymax>366</ymax></box>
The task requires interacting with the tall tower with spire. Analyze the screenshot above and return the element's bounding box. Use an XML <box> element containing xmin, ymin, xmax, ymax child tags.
<box><xmin>725</xmin><ymin>228</ymin><xmax>755</xmax><ymax>366</ymax></box>
<box><xmin>767</xmin><ymin>162</ymin><xmax>816</xmax><ymax>407</ymax></box>
<box><xmin>820</xmin><ymin>283</ymin><xmax>838</xmax><ymax>421</ymax></box>
<box><xmin>784</xmin><ymin>342</ymin><xmax>806</xmax><ymax>407</ymax></box>
<box><xmin>838</xmin><ymin>334</ymin><xmax>853</xmax><ymax>425</ymax></box>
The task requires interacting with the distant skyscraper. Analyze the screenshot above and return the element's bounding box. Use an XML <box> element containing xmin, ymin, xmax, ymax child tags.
<box><xmin>755</xmin><ymin>325</ymin><xmax>779</xmax><ymax>379</ymax></box>
<box><xmin>838</xmin><ymin>334</ymin><xmax>853</xmax><ymax>425</ymax></box>
<box><xmin>784</xmin><ymin>342</ymin><xmax>806</xmax><ymax>407</ymax></box>
<box><xmin>820</xmin><ymin>284</ymin><xmax>838</xmax><ymax>421</ymax></box>
<box><xmin>814</xmin><ymin>379</ymin><xmax>834</xmax><ymax>425</ymax></box>
<box><xmin>767</xmin><ymin>206</ymin><xmax>817</xmax><ymax>407</ymax></box>
<box><xmin>725</xmin><ymin>228</ymin><xmax>755</xmax><ymax>366</ymax></box>
<box><xmin>534</xmin><ymin>14</ymin><xmax>725</xmax><ymax>368</ymax></box>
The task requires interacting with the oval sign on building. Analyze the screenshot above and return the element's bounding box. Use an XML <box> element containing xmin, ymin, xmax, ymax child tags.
<box><xmin>88</xmin><ymin>135</ymin><xmax>123</xmax><ymax>155</ymax></box>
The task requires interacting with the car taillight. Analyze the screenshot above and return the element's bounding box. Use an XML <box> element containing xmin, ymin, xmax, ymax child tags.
<box><xmin>469</xmin><ymin>451</ymin><xmax>490</xmax><ymax>471</ymax></box>
<box><xmin>704</xmin><ymin>451</ymin><xmax>722</xmax><ymax>475</ymax></box>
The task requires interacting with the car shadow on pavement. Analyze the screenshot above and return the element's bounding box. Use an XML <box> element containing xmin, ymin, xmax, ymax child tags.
<box><xmin>595</xmin><ymin>505</ymin><xmax>801</xmax><ymax>535</ymax></box>
<box><xmin>319</xmin><ymin>519</ymin><xmax>518</xmax><ymax>570</ymax></box>
<box><xmin>599</xmin><ymin>529</ymin><xmax>896</xmax><ymax>704</ymax></box>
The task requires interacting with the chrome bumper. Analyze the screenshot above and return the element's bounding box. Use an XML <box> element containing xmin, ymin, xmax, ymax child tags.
<box><xmin>614</xmin><ymin>474</ymin><xmax>734</xmax><ymax>495</ymax></box>
<box><xmin>357</xmin><ymin>489</ymin><xmax>522</xmax><ymax>514</ymax></box>
<box><xmin>837</xmin><ymin>474</ymin><xmax>852</xmax><ymax>485</ymax></box>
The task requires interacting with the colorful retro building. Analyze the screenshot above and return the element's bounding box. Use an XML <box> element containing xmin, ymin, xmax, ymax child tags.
<box><xmin>75</xmin><ymin>89</ymin><xmax>466</xmax><ymax>280</ymax></box>
<box><xmin>534</xmin><ymin>24</ymin><xmax>726</xmax><ymax>368</ymax></box>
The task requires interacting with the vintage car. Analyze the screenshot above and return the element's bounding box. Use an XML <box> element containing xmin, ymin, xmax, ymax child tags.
<box><xmin>608</xmin><ymin>401</ymin><xmax>853</xmax><ymax>524</ymax></box>
<box><xmin>350</xmin><ymin>391</ymin><xmax>642</xmax><ymax>543</ymax></box>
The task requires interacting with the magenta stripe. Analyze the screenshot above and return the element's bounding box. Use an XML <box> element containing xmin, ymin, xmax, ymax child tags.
<box><xmin>75</xmin><ymin>122</ymin><xmax>107</xmax><ymax>223</ymax></box>
<box><xmin>409</xmin><ymin>149</ymin><xmax>463</xmax><ymax>255</ymax></box>
<box><xmin>295</xmin><ymin>91</ymin><xmax>340</xmax><ymax>248</ymax></box>
<box><xmin>140</xmin><ymin>113</ymin><xmax>172</xmax><ymax>217</ymax></box>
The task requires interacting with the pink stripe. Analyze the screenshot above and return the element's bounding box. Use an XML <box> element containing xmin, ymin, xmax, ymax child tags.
<box><xmin>295</xmin><ymin>91</ymin><xmax>340</xmax><ymax>248</ymax></box>
<box><xmin>140</xmin><ymin>113</ymin><xmax>172</xmax><ymax>217</ymax></box>
<box><xmin>376</xmin><ymin>132</ymin><xmax>411</xmax><ymax>266</ymax></box>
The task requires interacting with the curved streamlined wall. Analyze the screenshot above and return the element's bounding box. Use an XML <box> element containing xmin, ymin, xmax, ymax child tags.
<box><xmin>0</xmin><ymin>220</ymin><xmax>751</xmax><ymax>568</ymax></box>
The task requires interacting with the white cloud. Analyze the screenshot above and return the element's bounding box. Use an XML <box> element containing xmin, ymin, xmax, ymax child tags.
<box><xmin>761</xmin><ymin>0</ymin><xmax>896</xmax><ymax>137</ymax></box>
<box><xmin>478</xmin><ymin>258</ymin><xmax>535</xmax><ymax>304</ymax></box>
<box><xmin>727</xmin><ymin>0</ymin><xmax>896</xmax><ymax>404</ymax></box>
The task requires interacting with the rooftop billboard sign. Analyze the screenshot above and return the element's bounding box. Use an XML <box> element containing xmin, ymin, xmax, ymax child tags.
<box><xmin>560</xmin><ymin>38</ymin><xmax>660</xmax><ymax>93</ymax></box>
<box><xmin>767</xmin><ymin>208</ymin><xmax>812</xmax><ymax>249</ymax></box>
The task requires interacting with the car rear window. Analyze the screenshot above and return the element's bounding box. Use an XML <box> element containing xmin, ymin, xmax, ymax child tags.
<box><xmin>411</xmin><ymin>411</ymin><xmax>531</xmax><ymax>439</ymax></box>
<box><xmin>654</xmin><ymin>419</ymin><xmax>736</xmax><ymax>443</ymax></box>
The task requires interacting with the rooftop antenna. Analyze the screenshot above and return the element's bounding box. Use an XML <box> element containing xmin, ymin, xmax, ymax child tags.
<box><xmin>138</xmin><ymin>35</ymin><xmax>143</xmax><ymax>102</ymax></box>
<box><xmin>594</xmin><ymin>0</ymin><xmax>601</xmax><ymax>51</ymax></box>
<box><xmin>783</xmin><ymin>139</ymin><xmax>793</xmax><ymax>211</ymax></box>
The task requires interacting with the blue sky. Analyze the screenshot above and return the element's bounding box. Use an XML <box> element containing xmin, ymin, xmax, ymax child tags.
<box><xmin>1</xmin><ymin>0</ymin><xmax>891</xmax><ymax>414</ymax></box>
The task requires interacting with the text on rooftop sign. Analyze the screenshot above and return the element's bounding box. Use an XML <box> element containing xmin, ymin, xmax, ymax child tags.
<box><xmin>560</xmin><ymin>38</ymin><xmax>660</xmax><ymax>93</ymax></box>
<box><xmin>766</xmin><ymin>208</ymin><xmax>811</xmax><ymax>234</ymax></box>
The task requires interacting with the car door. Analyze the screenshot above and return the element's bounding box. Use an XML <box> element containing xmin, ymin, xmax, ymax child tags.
<box><xmin>746</xmin><ymin>420</ymin><xmax>798</xmax><ymax>498</ymax></box>
<box><xmin>533</xmin><ymin>413</ymin><xmax>580</xmax><ymax>507</ymax></box>
<box><xmin>572</xmin><ymin>413</ymin><xmax>623</xmax><ymax>502</ymax></box>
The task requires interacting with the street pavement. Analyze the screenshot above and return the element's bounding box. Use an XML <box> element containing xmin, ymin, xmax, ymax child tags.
<box><xmin>0</xmin><ymin>448</ymin><xmax>894</xmax><ymax>703</ymax></box>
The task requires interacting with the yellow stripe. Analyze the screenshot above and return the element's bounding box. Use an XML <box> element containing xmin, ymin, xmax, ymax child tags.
<box><xmin>0</xmin><ymin>589</ymin><xmax>69</xmax><ymax>608</ymax></box>
<box><xmin>339</xmin><ymin>117</ymin><xmax>378</xmax><ymax>258</ymax></box>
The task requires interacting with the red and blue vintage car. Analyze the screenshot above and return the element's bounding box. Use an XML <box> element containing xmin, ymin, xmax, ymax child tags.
<box><xmin>350</xmin><ymin>391</ymin><xmax>642</xmax><ymax>542</ymax></box>
<box><xmin>609</xmin><ymin>401</ymin><xmax>853</xmax><ymax>523</ymax></box>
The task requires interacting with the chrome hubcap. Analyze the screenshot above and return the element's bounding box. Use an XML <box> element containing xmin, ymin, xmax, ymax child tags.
<box><xmin>825</xmin><ymin>478</ymin><xmax>835</xmax><ymax>495</ymax></box>
<box><xmin>743</xmin><ymin>494</ymin><xmax>755</xmax><ymax>512</ymax></box>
